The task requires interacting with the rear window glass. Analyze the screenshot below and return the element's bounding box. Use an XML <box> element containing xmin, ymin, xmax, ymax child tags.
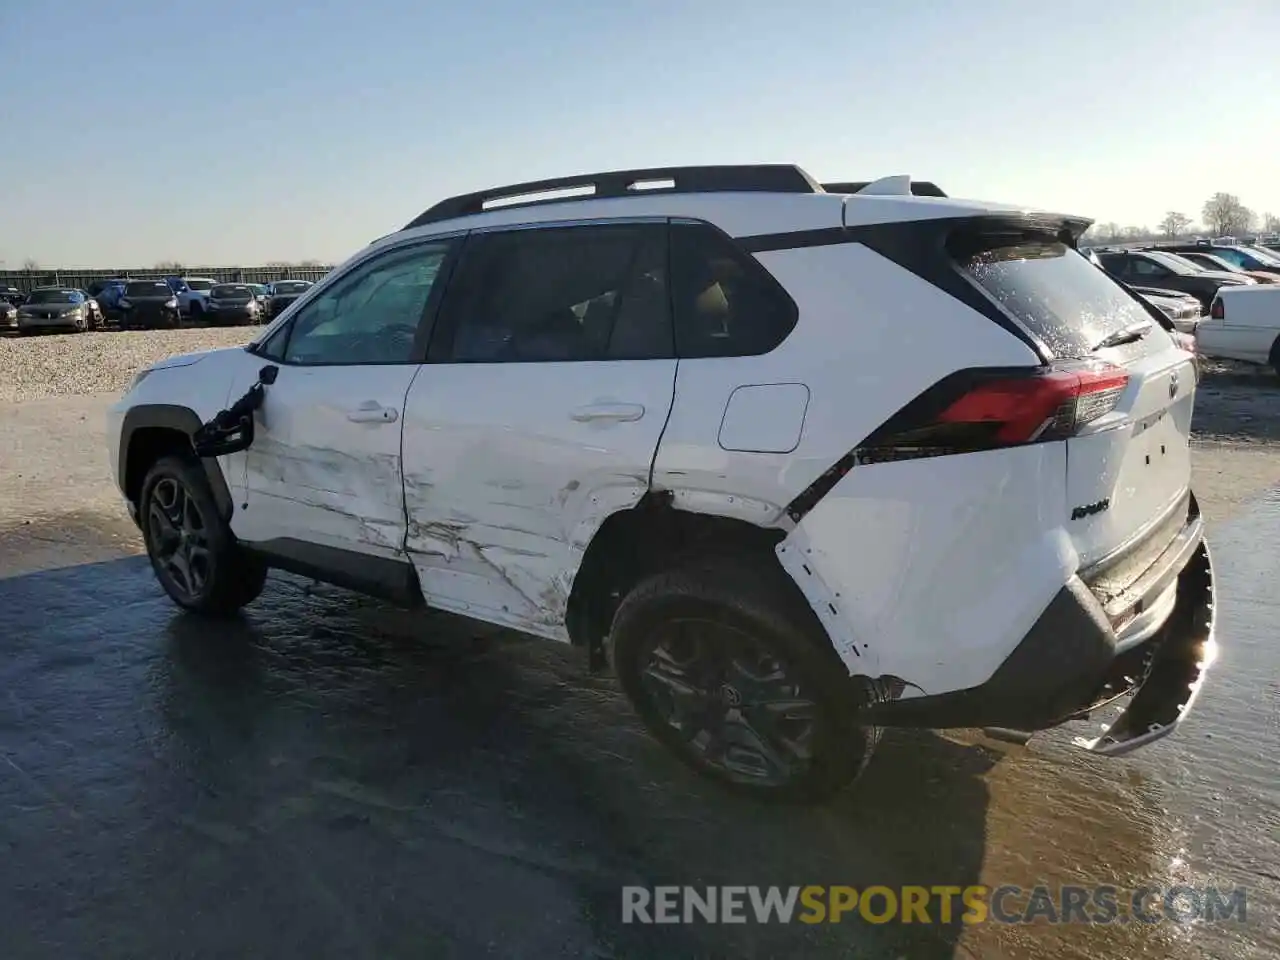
<box><xmin>125</xmin><ymin>281</ymin><xmax>171</xmax><ymax>297</ymax></box>
<box><xmin>211</xmin><ymin>284</ymin><xmax>252</xmax><ymax>297</ymax></box>
<box><xmin>953</xmin><ymin>237</ymin><xmax>1156</xmax><ymax>357</ymax></box>
<box><xmin>185</xmin><ymin>279</ymin><xmax>214</xmax><ymax>291</ymax></box>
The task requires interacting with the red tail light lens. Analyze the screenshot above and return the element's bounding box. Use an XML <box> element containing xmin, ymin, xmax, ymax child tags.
<box><xmin>1210</xmin><ymin>297</ymin><xmax>1224</xmax><ymax>320</ymax></box>
<box><xmin>936</xmin><ymin>362</ymin><xmax>1129</xmax><ymax>443</ymax></box>
<box><xmin>786</xmin><ymin>362</ymin><xmax>1132</xmax><ymax>521</ymax></box>
<box><xmin>854</xmin><ymin>362</ymin><xmax>1130</xmax><ymax>465</ymax></box>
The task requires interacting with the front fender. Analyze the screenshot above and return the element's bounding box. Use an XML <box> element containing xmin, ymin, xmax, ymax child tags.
<box><xmin>118</xmin><ymin>404</ymin><xmax>235</xmax><ymax>521</ymax></box>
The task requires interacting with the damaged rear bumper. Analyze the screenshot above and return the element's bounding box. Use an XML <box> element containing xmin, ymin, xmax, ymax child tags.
<box><xmin>862</xmin><ymin>505</ymin><xmax>1217</xmax><ymax>755</ymax></box>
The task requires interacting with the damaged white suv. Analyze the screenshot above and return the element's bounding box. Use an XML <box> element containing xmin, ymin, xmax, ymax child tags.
<box><xmin>107</xmin><ymin>165</ymin><xmax>1217</xmax><ymax>800</ymax></box>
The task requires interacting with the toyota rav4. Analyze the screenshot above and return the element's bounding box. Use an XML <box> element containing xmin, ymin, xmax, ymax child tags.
<box><xmin>106</xmin><ymin>165</ymin><xmax>1217</xmax><ymax>801</ymax></box>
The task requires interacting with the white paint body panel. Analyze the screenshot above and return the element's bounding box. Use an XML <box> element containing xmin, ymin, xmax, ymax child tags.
<box><xmin>399</xmin><ymin>359</ymin><xmax>677</xmax><ymax>641</ymax></box>
<box><xmin>718</xmin><ymin>383</ymin><xmax>810</xmax><ymax>454</ymax></box>
<box><xmin>781</xmin><ymin>444</ymin><xmax>1074</xmax><ymax>694</ymax></box>
<box><xmin>1195</xmin><ymin>285</ymin><xmax>1280</xmax><ymax>363</ymax></box>
<box><xmin>223</xmin><ymin>364</ymin><xmax>420</xmax><ymax>559</ymax></box>
<box><xmin>106</xmin><ymin>346</ymin><xmax>253</xmax><ymax>497</ymax></box>
<box><xmin>652</xmin><ymin>243</ymin><xmax>1040</xmax><ymax>519</ymax></box>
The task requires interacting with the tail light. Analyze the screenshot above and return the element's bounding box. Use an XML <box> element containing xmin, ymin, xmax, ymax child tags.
<box><xmin>859</xmin><ymin>361</ymin><xmax>1129</xmax><ymax>462</ymax></box>
<box><xmin>1210</xmin><ymin>297</ymin><xmax>1224</xmax><ymax>320</ymax></box>
<box><xmin>785</xmin><ymin>361</ymin><xmax>1131</xmax><ymax>522</ymax></box>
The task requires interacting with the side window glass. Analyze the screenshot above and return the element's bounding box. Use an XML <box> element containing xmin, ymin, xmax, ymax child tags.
<box><xmin>670</xmin><ymin>222</ymin><xmax>798</xmax><ymax>358</ymax></box>
<box><xmin>282</xmin><ymin>240</ymin><xmax>452</xmax><ymax>365</ymax></box>
<box><xmin>1132</xmin><ymin>257</ymin><xmax>1166</xmax><ymax>277</ymax></box>
<box><xmin>433</xmin><ymin>224</ymin><xmax>672</xmax><ymax>363</ymax></box>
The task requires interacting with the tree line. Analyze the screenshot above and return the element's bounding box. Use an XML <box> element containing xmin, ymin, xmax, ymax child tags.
<box><xmin>1085</xmin><ymin>193</ymin><xmax>1279</xmax><ymax>244</ymax></box>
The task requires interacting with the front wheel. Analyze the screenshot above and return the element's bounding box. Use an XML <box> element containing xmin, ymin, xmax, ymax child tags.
<box><xmin>140</xmin><ymin>455</ymin><xmax>267</xmax><ymax>616</ymax></box>
<box><xmin>610</xmin><ymin>557</ymin><xmax>877</xmax><ymax>802</ymax></box>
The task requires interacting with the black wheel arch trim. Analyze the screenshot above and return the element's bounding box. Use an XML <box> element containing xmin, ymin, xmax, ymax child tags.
<box><xmin>120</xmin><ymin>404</ymin><xmax>234</xmax><ymax>521</ymax></box>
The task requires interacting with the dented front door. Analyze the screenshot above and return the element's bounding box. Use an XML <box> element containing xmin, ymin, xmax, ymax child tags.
<box><xmin>230</xmin><ymin>364</ymin><xmax>419</xmax><ymax>558</ymax></box>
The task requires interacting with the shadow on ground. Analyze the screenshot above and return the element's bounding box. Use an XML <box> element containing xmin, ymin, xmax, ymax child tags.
<box><xmin>0</xmin><ymin>555</ymin><xmax>998</xmax><ymax>959</ymax></box>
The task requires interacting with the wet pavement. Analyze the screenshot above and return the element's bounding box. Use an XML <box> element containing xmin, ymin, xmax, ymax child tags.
<box><xmin>1</xmin><ymin>490</ymin><xmax>1277</xmax><ymax>959</ymax></box>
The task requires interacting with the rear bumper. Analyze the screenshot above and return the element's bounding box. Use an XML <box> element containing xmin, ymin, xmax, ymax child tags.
<box><xmin>864</xmin><ymin>501</ymin><xmax>1216</xmax><ymax>754</ymax></box>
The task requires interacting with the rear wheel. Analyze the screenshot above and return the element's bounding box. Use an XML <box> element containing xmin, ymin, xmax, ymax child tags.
<box><xmin>1270</xmin><ymin>336</ymin><xmax>1280</xmax><ymax>377</ymax></box>
<box><xmin>140</xmin><ymin>455</ymin><xmax>267</xmax><ymax>616</ymax></box>
<box><xmin>610</xmin><ymin>557</ymin><xmax>877</xmax><ymax>802</ymax></box>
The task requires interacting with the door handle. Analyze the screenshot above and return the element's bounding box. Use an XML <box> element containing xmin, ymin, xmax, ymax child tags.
<box><xmin>346</xmin><ymin>403</ymin><xmax>399</xmax><ymax>424</ymax></box>
<box><xmin>570</xmin><ymin>402</ymin><xmax>646</xmax><ymax>423</ymax></box>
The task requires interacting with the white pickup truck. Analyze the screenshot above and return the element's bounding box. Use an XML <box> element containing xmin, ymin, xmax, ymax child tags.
<box><xmin>174</xmin><ymin>277</ymin><xmax>218</xmax><ymax>321</ymax></box>
<box><xmin>1197</xmin><ymin>286</ymin><xmax>1280</xmax><ymax>374</ymax></box>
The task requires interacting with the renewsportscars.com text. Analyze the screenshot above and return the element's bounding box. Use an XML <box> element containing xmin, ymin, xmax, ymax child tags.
<box><xmin>621</xmin><ymin>884</ymin><xmax>1247</xmax><ymax>925</ymax></box>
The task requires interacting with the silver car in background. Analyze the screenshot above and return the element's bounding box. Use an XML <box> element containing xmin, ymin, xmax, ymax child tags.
<box><xmin>16</xmin><ymin>287</ymin><xmax>97</xmax><ymax>334</ymax></box>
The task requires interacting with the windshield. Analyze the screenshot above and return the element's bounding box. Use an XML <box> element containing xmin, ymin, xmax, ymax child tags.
<box><xmin>26</xmin><ymin>289</ymin><xmax>83</xmax><ymax>304</ymax></box>
<box><xmin>248</xmin><ymin>284</ymin><xmax>266</xmax><ymax>295</ymax></box>
<box><xmin>1185</xmin><ymin>254</ymin><xmax>1238</xmax><ymax>272</ymax></box>
<box><xmin>125</xmin><ymin>281</ymin><xmax>172</xmax><ymax>297</ymax></box>
<box><xmin>1209</xmin><ymin>248</ymin><xmax>1261</xmax><ymax>270</ymax></box>
<box><xmin>1243</xmin><ymin>245</ymin><xmax>1280</xmax><ymax>266</ymax></box>
<box><xmin>1142</xmin><ymin>251</ymin><xmax>1195</xmax><ymax>274</ymax></box>
<box><xmin>185</xmin><ymin>279</ymin><xmax>214</xmax><ymax>291</ymax></box>
<box><xmin>954</xmin><ymin>236</ymin><xmax>1158</xmax><ymax>357</ymax></box>
<box><xmin>211</xmin><ymin>284</ymin><xmax>253</xmax><ymax>298</ymax></box>
<box><xmin>274</xmin><ymin>281</ymin><xmax>312</xmax><ymax>294</ymax></box>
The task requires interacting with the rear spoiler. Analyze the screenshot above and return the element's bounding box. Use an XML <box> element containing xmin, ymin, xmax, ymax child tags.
<box><xmin>822</xmin><ymin>177</ymin><xmax>947</xmax><ymax>198</ymax></box>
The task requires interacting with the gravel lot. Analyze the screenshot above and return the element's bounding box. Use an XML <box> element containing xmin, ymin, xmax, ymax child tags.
<box><xmin>0</xmin><ymin>327</ymin><xmax>255</xmax><ymax>402</ymax></box>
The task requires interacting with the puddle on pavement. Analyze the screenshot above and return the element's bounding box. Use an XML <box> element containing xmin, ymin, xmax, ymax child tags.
<box><xmin>0</xmin><ymin>491</ymin><xmax>1276</xmax><ymax>958</ymax></box>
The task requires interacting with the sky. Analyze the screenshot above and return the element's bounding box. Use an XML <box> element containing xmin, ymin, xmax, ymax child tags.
<box><xmin>1</xmin><ymin>0</ymin><xmax>1277</xmax><ymax>268</ymax></box>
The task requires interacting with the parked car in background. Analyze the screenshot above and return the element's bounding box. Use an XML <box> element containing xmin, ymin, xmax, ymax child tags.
<box><xmin>0</xmin><ymin>285</ymin><xmax>24</xmax><ymax>305</ymax></box>
<box><xmin>1094</xmin><ymin>248</ymin><xmax>1253</xmax><ymax>310</ymax></box>
<box><xmin>0</xmin><ymin>299</ymin><xmax>17</xmax><ymax>329</ymax></box>
<box><xmin>1198</xmin><ymin>286</ymin><xmax>1280</xmax><ymax>372</ymax></box>
<box><xmin>266</xmin><ymin>279</ymin><xmax>313</xmax><ymax>318</ymax></box>
<box><xmin>1174</xmin><ymin>251</ymin><xmax>1280</xmax><ymax>284</ymax></box>
<box><xmin>206</xmin><ymin>283</ymin><xmax>262</xmax><ymax>326</ymax></box>
<box><xmin>1160</xmin><ymin>243</ymin><xmax>1280</xmax><ymax>277</ymax></box>
<box><xmin>87</xmin><ymin>278</ymin><xmax>129</xmax><ymax>321</ymax></box>
<box><xmin>1132</xmin><ymin>286</ymin><xmax>1202</xmax><ymax>333</ymax></box>
<box><xmin>174</xmin><ymin>277</ymin><xmax>217</xmax><ymax>321</ymax></box>
<box><xmin>16</xmin><ymin>287</ymin><xmax>97</xmax><ymax>333</ymax></box>
<box><xmin>247</xmin><ymin>283</ymin><xmax>270</xmax><ymax>315</ymax></box>
<box><xmin>118</xmin><ymin>279</ymin><xmax>181</xmax><ymax>329</ymax></box>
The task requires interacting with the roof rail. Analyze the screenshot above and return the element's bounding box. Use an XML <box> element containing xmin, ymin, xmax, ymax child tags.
<box><xmin>822</xmin><ymin>179</ymin><xmax>947</xmax><ymax>198</ymax></box>
<box><xmin>404</xmin><ymin>164</ymin><xmax>824</xmax><ymax>229</ymax></box>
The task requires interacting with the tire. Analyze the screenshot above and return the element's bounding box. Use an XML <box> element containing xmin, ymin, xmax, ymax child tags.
<box><xmin>610</xmin><ymin>556</ymin><xmax>878</xmax><ymax>803</ymax></box>
<box><xmin>139</xmin><ymin>455</ymin><xmax>267</xmax><ymax>616</ymax></box>
<box><xmin>188</xmin><ymin>301</ymin><xmax>204</xmax><ymax>323</ymax></box>
<box><xmin>1269</xmin><ymin>336</ymin><xmax>1280</xmax><ymax>378</ymax></box>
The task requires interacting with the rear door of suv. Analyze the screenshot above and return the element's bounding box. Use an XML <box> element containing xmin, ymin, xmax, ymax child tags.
<box><xmin>400</xmin><ymin>220</ymin><xmax>677</xmax><ymax>639</ymax></box>
<box><xmin>954</xmin><ymin>231</ymin><xmax>1197</xmax><ymax>571</ymax></box>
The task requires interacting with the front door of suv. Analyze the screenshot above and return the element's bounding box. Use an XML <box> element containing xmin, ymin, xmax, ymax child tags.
<box><xmin>400</xmin><ymin>221</ymin><xmax>677</xmax><ymax>640</ymax></box>
<box><xmin>224</xmin><ymin>235</ymin><xmax>459</xmax><ymax>577</ymax></box>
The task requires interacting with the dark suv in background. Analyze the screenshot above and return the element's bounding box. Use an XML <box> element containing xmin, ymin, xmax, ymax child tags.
<box><xmin>266</xmin><ymin>279</ymin><xmax>314</xmax><ymax>318</ymax></box>
<box><xmin>1093</xmin><ymin>248</ymin><xmax>1253</xmax><ymax>309</ymax></box>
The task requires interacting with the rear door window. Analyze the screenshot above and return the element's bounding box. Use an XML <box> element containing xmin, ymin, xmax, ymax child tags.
<box><xmin>669</xmin><ymin>222</ymin><xmax>798</xmax><ymax>358</ymax></box>
<box><xmin>429</xmin><ymin>223</ymin><xmax>673</xmax><ymax>363</ymax></box>
<box><xmin>952</xmin><ymin>233</ymin><xmax>1162</xmax><ymax>358</ymax></box>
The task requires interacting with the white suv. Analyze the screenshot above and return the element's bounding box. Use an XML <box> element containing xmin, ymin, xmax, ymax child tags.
<box><xmin>106</xmin><ymin>165</ymin><xmax>1217</xmax><ymax>800</ymax></box>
